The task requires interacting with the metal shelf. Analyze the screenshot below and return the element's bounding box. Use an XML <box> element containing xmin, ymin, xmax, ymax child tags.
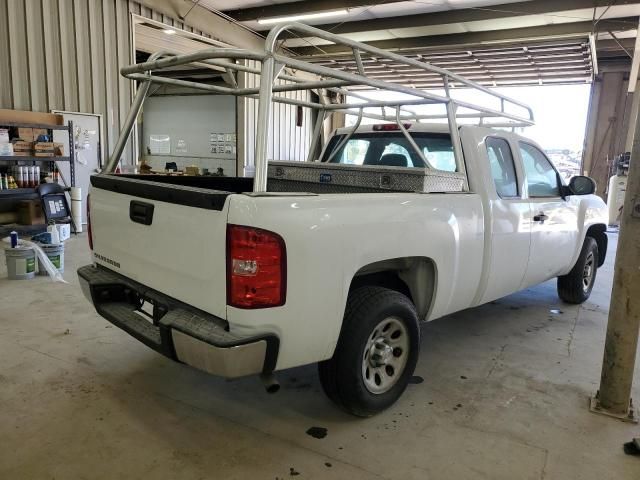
<box><xmin>0</xmin><ymin>121</ymin><xmax>70</xmax><ymax>130</ymax></box>
<box><xmin>0</xmin><ymin>156</ymin><xmax>70</xmax><ymax>162</ymax></box>
<box><xmin>0</xmin><ymin>188</ymin><xmax>38</xmax><ymax>200</ymax></box>
<box><xmin>0</xmin><ymin>223</ymin><xmax>47</xmax><ymax>237</ymax></box>
<box><xmin>0</xmin><ymin>118</ymin><xmax>75</xmax><ymax>224</ymax></box>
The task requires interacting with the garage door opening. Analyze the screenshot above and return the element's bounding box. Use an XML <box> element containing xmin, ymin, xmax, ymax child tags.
<box><xmin>346</xmin><ymin>84</ymin><xmax>591</xmax><ymax>180</ymax></box>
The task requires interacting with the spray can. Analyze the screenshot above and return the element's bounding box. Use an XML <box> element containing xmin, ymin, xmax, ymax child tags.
<box><xmin>10</xmin><ymin>231</ymin><xmax>18</xmax><ymax>248</ymax></box>
<box><xmin>35</xmin><ymin>165</ymin><xmax>40</xmax><ymax>186</ymax></box>
<box><xmin>18</xmin><ymin>166</ymin><xmax>24</xmax><ymax>187</ymax></box>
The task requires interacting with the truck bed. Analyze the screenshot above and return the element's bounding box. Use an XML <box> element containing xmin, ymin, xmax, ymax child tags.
<box><xmin>114</xmin><ymin>160</ymin><xmax>466</xmax><ymax>195</ymax></box>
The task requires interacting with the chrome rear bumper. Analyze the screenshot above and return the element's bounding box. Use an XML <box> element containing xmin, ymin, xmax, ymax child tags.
<box><xmin>77</xmin><ymin>265</ymin><xmax>279</xmax><ymax>378</ymax></box>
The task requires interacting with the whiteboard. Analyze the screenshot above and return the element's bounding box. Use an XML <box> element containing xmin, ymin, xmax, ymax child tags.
<box><xmin>142</xmin><ymin>94</ymin><xmax>236</xmax><ymax>161</ymax></box>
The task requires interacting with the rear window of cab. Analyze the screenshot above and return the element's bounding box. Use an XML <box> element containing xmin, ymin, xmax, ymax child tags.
<box><xmin>322</xmin><ymin>132</ymin><xmax>457</xmax><ymax>172</ymax></box>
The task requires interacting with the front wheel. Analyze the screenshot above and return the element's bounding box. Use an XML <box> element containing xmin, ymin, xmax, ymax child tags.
<box><xmin>557</xmin><ymin>237</ymin><xmax>599</xmax><ymax>304</ymax></box>
<box><xmin>318</xmin><ymin>286</ymin><xmax>420</xmax><ymax>417</ymax></box>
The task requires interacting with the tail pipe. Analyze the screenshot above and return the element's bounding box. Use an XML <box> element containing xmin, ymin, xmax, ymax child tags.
<box><xmin>260</xmin><ymin>372</ymin><xmax>280</xmax><ymax>393</ymax></box>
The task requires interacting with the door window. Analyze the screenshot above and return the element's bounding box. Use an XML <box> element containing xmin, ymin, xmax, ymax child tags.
<box><xmin>519</xmin><ymin>143</ymin><xmax>560</xmax><ymax>197</ymax></box>
<box><xmin>486</xmin><ymin>137</ymin><xmax>518</xmax><ymax>198</ymax></box>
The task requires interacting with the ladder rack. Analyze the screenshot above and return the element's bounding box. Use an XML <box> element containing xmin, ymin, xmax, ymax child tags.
<box><xmin>109</xmin><ymin>22</ymin><xmax>535</xmax><ymax>192</ymax></box>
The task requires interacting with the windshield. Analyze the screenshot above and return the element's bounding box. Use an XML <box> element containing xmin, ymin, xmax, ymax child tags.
<box><xmin>321</xmin><ymin>131</ymin><xmax>456</xmax><ymax>172</ymax></box>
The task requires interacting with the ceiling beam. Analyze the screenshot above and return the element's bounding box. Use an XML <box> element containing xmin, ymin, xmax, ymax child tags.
<box><xmin>137</xmin><ymin>0</ymin><xmax>264</xmax><ymax>49</ymax></box>
<box><xmin>291</xmin><ymin>18</ymin><xmax>638</xmax><ymax>56</ymax></box>
<box><xmin>272</xmin><ymin>0</ymin><xmax>640</xmax><ymax>37</ymax></box>
<box><xmin>223</xmin><ymin>0</ymin><xmax>402</xmax><ymax>22</ymax></box>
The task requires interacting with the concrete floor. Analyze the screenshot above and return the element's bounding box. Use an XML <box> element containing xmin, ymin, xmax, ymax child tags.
<box><xmin>1</xmin><ymin>233</ymin><xmax>639</xmax><ymax>480</ymax></box>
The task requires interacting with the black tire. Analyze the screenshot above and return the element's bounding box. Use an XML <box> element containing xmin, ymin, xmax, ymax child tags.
<box><xmin>557</xmin><ymin>237</ymin><xmax>599</xmax><ymax>304</ymax></box>
<box><xmin>318</xmin><ymin>286</ymin><xmax>420</xmax><ymax>417</ymax></box>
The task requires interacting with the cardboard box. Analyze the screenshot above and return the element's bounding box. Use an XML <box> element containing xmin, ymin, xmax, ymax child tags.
<box><xmin>53</xmin><ymin>142</ymin><xmax>64</xmax><ymax>156</ymax></box>
<box><xmin>15</xmin><ymin>127</ymin><xmax>49</xmax><ymax>142</ymax></box>
<box><xmin>16</xmin><ymin>127</ymin><xmax>34</xmax><ymax>142</ymax></box>
<box><xmin>34</xmin><ymin>142</ymin><xmax>55</xmax><ymax>157</ymax></box>
<box><xmin>17</xmin><ymin>200</ymin><xmax>45</xmax><ymax>225</ymax></box>
<box><xmin>0</xmin><ymin>109</ymin><xmax>63</xmax><ymax>126</ymax></box>
<box><xmin>12</xmin><ymin>140</ymin><xmax>33</xmax><ymax>156</ymax></box>
<box><xmin>56</xmin><ymin>223</ymin><xmax>71</xmax><ymax>241</ymax></box>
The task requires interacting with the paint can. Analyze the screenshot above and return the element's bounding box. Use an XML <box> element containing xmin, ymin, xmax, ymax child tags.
<box><xmin>37</xmin><ymin>243</ymin><xmax>65</xmax><ymax>275</ymax></box>
<box><xmin>4</xmin><ymin>246</ymin><xmax>36</xmax><ymax>280</ymax></box>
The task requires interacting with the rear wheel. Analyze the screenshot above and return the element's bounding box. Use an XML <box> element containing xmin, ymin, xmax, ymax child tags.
<box><xmin>557</xmin><ymin>237</ymin><xmax>599</xmax><ymax>304</ymax></box>
<box><xmin>318</xmin><ymin>286</ymin><xmax>420</xmax><ymax>417</ymax></box>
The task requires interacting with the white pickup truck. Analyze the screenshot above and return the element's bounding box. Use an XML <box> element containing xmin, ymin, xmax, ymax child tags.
<box><xmin>78</xmin><ymin>24</ymin><xmax>608</xmax><ymax>416</ymax></box>
<box><xmin>79</xmin><ymin>122</ymin><xmax>607</xmax><ymax>416</ymax></box>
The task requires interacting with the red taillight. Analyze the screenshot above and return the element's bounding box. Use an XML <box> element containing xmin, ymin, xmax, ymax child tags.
<box><xmin>372</xmin><ymin>123</ymin><xmax>411</xmax><ymax>131</ymax></box>
<box><xmin>87</xmin><ymin>194</ymin><xmax>93</xmax><ymax>250</ymax></box>
<box><xmin>226</xmin><ymin>225</ymin><xmax>286</xmax><ymax>309</ymax></box>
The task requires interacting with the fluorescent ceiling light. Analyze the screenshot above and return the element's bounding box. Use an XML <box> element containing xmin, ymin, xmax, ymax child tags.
<box><xmin>163</xmin><ymin>29</ymin><xmax>176</xmax><ymax>35</ymax></box>
<box><xmin>257</xmin><ymin>9</ymin><xmax>348</xmax><ymax>25</ymax></box>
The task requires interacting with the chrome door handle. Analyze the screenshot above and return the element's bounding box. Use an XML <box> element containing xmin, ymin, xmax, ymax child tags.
<box><xmin>533</xmin><ymin>212</ymin><xmax>548</xmax><ymax>223</ymax></box>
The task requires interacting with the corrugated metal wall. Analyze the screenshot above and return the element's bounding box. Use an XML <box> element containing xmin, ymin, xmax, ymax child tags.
<box><xmin>243</xmin><ymin>60</ymin><xmax>313</xmax><ymax>169</ymax></box>
<box><xmin>0</xmin><ymin>0</ymin><xmax>211</xmax><ymax>164</ymax></box>
<box><xmin>0</xmin><ymin>1</ymin><xmax>312</xmax><ymax>171</ymax></box>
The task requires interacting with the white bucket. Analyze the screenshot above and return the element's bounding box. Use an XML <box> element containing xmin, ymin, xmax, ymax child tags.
<box><xmin>4</xmin><ymin>247</ymin><xmax>36</xmax><ymax>280</ymax></box>
<box><xmin>37</xmin><ymin>243</ymin><xmax>65</xmax><ymax>275</ymax></box>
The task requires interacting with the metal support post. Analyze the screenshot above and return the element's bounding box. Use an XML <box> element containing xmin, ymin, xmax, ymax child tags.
<box><xmin>590</xmin><ymin>83</ymin><xmax>640</xmax><ymax>423</ymax></box>
<box><xmin>626</xmin><ymin>80</ymin><xmax>640</xmax><ymax>152</ymax></box>
<box><xmin>68</xmin><ymin>120</ymin><xmax>75</xmax><ymax>187</ymax></box>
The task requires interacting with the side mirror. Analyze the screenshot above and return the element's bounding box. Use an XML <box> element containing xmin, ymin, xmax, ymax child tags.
<box><xmin>568</xmin><ymin>175</ymin><xmax>596</xmax><ymax>195</ymax></box>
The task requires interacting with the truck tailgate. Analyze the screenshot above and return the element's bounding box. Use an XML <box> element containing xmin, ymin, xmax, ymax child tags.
<box><xmin>89</xmin><ymin>175</ymin><xmax>230</xmax><ymax>319</ymax></box>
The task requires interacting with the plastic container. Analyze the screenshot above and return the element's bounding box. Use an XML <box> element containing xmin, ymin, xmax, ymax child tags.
<box><xmin>37</xmin><ymin>243</ymin><xmax>64</xmax><ymax>275</ymax></box>
<box><xmin>4</xmin><ymin>246</ymin><xmax>36</xmax><ymax>280</ymax></box>
<box><xmin>47</xmin><ymin>224</ymin><xmax>60</xmax><ymax>244</ymax></box>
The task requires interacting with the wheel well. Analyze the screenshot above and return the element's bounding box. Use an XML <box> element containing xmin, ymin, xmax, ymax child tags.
<box><xmin>349</xmin><ymin>257</ymin><xmax>436</xmax><ymax>320</ymax></box>
<box><xmin>586</xmin><ymin>223</ymin><xmax>607</xmax><ymax>267</ymax></box>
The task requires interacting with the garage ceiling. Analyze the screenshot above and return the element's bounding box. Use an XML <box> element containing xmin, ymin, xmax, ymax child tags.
<box><xmin>307</xmin><ymin>39</ymin><xmax>595</xmax><ymax>88</ymax></box>
<box><xmin>188</xmin><ymin>0</ymin><xmax>640</xmax><ymax>87</ymax></box>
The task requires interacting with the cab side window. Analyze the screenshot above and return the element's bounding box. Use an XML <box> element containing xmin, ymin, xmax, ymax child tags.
<box><xmin>519</xmin><ymin>143</ymin><xmax>560</xmax><ymax>197</ymax></box>
<box><xmin>486</xmin><ymin>137</ymin><xmax>518</xmax><ymax>198</ymax></box>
